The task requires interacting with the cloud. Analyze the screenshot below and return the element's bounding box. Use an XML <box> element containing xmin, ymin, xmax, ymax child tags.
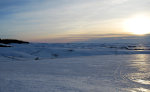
<box><xmin>31</xmin><ymin>33</ymin><xmax>130</xmax><ymax>43</ymax></box>
<box><xmin>0</xmin><ymin>0</ymin><xmax>150</xmax><ymax>42</ymax></box>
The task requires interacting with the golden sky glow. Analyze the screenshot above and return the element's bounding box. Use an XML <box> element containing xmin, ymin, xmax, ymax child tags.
<box><xmin>123</xmin><ymin>14</ymin><xmax>150</xmax><ymax>35</ymax></box>
<box><xmin>0</xmin><ymin>0</ymin><xmax>150</xmax><ymax>42</ymax></box>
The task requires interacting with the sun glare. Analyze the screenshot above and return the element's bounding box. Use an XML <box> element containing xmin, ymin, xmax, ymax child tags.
<box><xmin>124</xmin><ymin>15</ymin><xmax>150</xmax><ymax>35</ymax></box>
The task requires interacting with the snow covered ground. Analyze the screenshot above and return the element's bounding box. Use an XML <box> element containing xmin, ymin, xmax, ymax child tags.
<box><xmin>0</xmin><ymin>43</ymin><xmax>150</xmax><ymax>92</ymax></box>
<box><xmin>0</xmin><ymin>43</ymin><xmax>150</xmax><ymax>61</ymax></box>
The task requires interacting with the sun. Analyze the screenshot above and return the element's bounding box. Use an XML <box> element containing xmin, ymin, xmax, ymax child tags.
<box><xmin>124</xmin><ymin>15</ymin><xmax>150</xmax><ymax>35</ymax></box>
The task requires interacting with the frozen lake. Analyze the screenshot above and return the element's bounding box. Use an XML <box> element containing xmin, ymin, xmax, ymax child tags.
<box><xmin>0</xmin><ymin>54</ymin><xmax>150</xmax><ymax>92</ymax></box>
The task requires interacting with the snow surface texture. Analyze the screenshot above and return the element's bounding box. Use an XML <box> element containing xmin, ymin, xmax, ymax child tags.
<box><xmin>0</xmin><ymin>43</ymin><xmax>150</xmax><ymax>92</ymax></box>
<box><xmin>0</xmin><ymin>43</ymin><xmax>150</xmax><ymax>61</ymax></box>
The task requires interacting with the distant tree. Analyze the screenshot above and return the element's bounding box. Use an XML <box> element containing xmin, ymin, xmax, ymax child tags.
<box><xmin>0</xmin><ymin>39</ymin><xmax>29</xmax><ymax>44</ymax></box>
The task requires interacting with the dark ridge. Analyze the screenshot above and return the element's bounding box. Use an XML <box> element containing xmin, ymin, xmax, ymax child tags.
<box><xmin>0</xmin><ymin>44</ymin><xmax>11</xmax><ymax>47</ymax></box>
<box><xmin>0</xmin><ymin>39</ymin><xmax>29</xmax><ymax>44</ymax></box>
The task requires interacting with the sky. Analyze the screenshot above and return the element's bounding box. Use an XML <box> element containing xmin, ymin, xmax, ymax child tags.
<box><xmin>0</xmin><ymin>0</ymin><xmax>150</xmax><ymax>42</ymax></box>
